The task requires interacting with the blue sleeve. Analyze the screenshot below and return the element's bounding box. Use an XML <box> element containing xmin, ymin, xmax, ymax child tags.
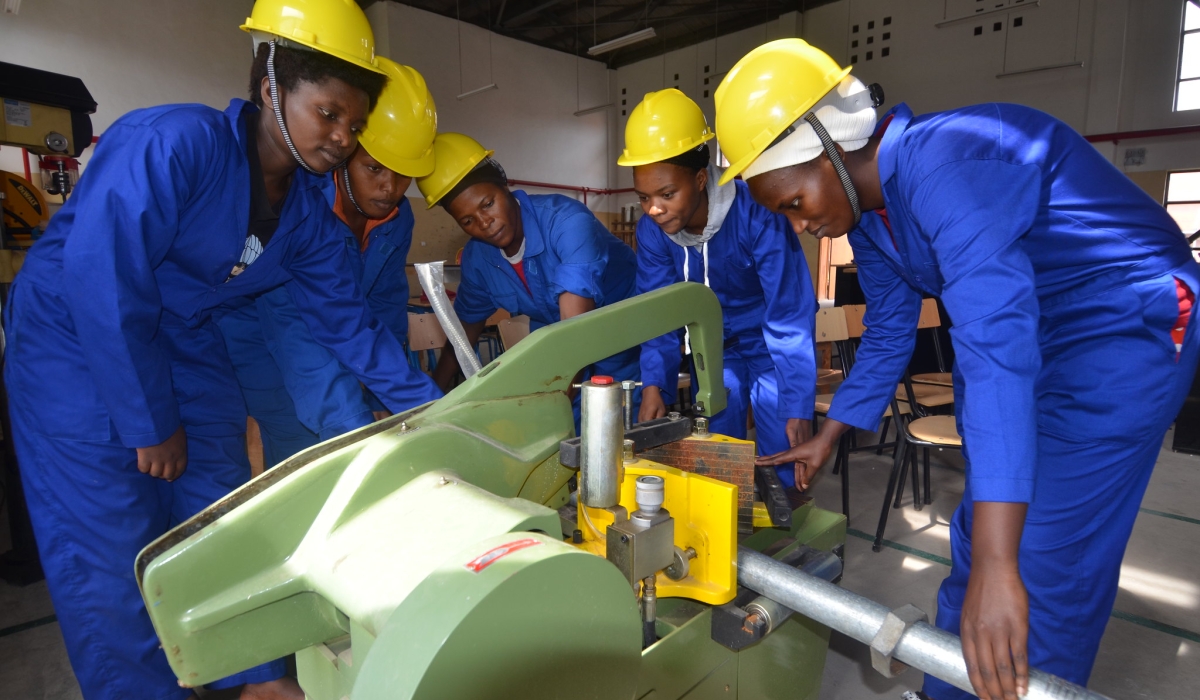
<box><xmin>546</xmin><ymin>213</ymin><xmax>611</xmax><ymax>305</ymax></box>
<box><xmin>635</xmin><ymin>219</ymin><xmax>683</xmax><ymax>401</ymax></box>
<box><xmin>59</xmin><ymin>121</ymin><xmax>203</xmax><ymax>447</ymax></box>
<box><xmin>826</xmin><ymin>223</ymin><xmax>923</xmax><ymax>432</ymax></box>
<box><xmin>750</xmin><ymin>212</ymin><xmax>818</xmax><ymax>420</ymax></box>
<box><xmin>374</xmin><ymin>204</ymin><xmax>414</xmax><ymax>342</ymax></box>
<box><xmin>284</xmin><ymin>205</ymin><xmax>442</xmax><ymax>413</ymax></box>
<box><xmin>913</xmin><ymin>160</ymin><xmax>1042</xmax><ymax>503</ymax></box>
<box><xmin>255</xmin><ymin>286</ymin><xmax>373</xmax><ymax>436</ymax></box>
<box><xmin>453</xmin><ymin>244</ymin><xmax>500</xmax><ymax>324</ymax></box>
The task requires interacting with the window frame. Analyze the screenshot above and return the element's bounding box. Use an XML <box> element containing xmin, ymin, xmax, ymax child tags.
<box><xmin>1165</xmin><ymin>170</ymin><xmax>1200</xmax><ymax>239</ymax></box>
<box><xmin>1176</xmin><ymin>1</ymin><xmax>1200</xmax><ymax>111</ymax></box>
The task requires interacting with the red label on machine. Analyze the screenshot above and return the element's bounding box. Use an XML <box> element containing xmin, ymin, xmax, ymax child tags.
<box><xmin>464</xmin><ymin>538</ymin><xmax>543</xmax><ymax>573</ymax></box>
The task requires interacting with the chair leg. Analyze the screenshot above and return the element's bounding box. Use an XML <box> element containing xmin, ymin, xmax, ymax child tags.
<box><xmin>874</xmin><ymin>440</ymin><xmax>908</xmax><ymax>552</ymax></box>
<box><xmin>893</xmin><ymin>444</ymin><xmax>911</xmax><ymax>510</ymax></box>
<box><xmin>876</xmin><ymin>416</ymin><xmax>891</xmax><ymax>455</ymax></box>
<box><xmin>923</xmin><ymin>447</ymin><xmax>932</xmax><ymax>506</ymax></box>
<box><xmin>910</xmin><ymin>445</ymin><xmax>922</xmax><ymax>511</ymax></box>
<box><xmin>839</xmin><ymin>437</ymin><xmax>850</xmax><ymax>524</ymax></box>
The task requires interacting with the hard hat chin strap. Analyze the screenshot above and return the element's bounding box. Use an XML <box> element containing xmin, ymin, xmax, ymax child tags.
<box><xmin>341</xmin><ymin>165</ymin><xmax>370</xmax><ymax>218</ymax></box>
<box><xmin>803</xmin><ymin>112</ymin><xmax>861</xmax><ymax>225</ymax></box>
<box><xmin>267</xmin><ymin>40</ymin><xmax>323</xmax><ymax>176</ymax></box>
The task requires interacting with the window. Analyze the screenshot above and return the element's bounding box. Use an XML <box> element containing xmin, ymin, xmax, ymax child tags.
<box><xmin>1168</xmin><ymin>171</ymin><xmax>1200</xmax><ymax>234</ymax></box>
<box><xmin>1177</xmin><ymin>1</ymin><xmax>1200</xmax><ymax>110</ymax></box>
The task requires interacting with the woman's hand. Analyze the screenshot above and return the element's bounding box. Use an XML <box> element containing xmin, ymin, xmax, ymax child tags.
<box><xmin>961</xmin><ymin>502</ymin><xmax>1030</xmax><ymax>700</ymax></box>
<box><xmin>639</xmin><ymin>386</ymin><xmax>668</xmax><ymax>422</ymax></box>
<box><xmin>756</xmin><ymin>418</ymin><xmax>846</xmax><ymax>489</ymax></box>
<box><xmin>136</xmin><ymin>426</ymin><xmax>188</xmax><ymax>481</ymax></box>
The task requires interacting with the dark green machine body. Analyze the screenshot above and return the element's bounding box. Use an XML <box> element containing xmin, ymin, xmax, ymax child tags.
<box><xmin>135</xmin><ymin>283</ymin><xmax>846</xmax><ymax>699</ymax></box>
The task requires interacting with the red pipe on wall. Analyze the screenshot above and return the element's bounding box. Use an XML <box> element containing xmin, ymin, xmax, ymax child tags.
<box><xmin>508</xmin><ymin>178</ymin><xmax>635</xmax><ymax>207</ymax></box>
<box><xmin>1085</xmin><ymin>124</ymin><xmax>1200</xmax><ymax>144</ymax></box>
<box><xmin>21</xmin><ymin>148</ymin><xmax>32</xmax><ymax>182</ymax></box>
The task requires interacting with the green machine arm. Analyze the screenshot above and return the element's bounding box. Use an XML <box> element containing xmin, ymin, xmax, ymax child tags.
<box><xmin>136</xmin><ymin>282</ymin><xmax>728</xmax><ymax>691</ymax></box>
<box><xmin>451</xmin><ymin>280</ymin><xmax>726</xmax><ymax>414</ymax></box>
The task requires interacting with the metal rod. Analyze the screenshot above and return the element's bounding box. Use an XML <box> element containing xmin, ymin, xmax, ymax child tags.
<box><xmin>736</xmin><ymin>547</ymin><xmax>1113</xmax><ymax>700</ymax></box>
<box><xmin>415</xmin><ymin>262</ymin><xmax>482</xmax><ymax>377</ymax></box>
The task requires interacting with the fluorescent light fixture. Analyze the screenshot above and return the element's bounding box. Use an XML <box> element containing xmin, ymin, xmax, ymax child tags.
<box><xmin>588</xmin><ymin>28</ymin><xmax>656</xmax><ymax>56</ymax></box>
<box><xmin>457</xmin><ymin>83</ymin><xmax>498</xmax><ymax>100</ymax></box>
<box><xmin>574</xmin><ymin>104</ymin><xmax>613</xmax><ymax>117</ymax></box>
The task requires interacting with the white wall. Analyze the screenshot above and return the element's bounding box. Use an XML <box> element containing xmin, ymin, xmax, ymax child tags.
<box><xmin>0</xmin><ymin>0</ymin><xmax>255</xmax><ymax>177</ymax></box>
<box><xmin>614</xmin><ymin>0</ymin><xmax>1200</xmax><ymax>181</ymax></box>
<box><xmin>366</xmin><ymin>2</ymin><xmax>616</xmax><ymax>208</ymax></box>
<box><xmin>0</xmin><ymin>0</ymin><xmax>619</xmax><ymax>218</ymax></box>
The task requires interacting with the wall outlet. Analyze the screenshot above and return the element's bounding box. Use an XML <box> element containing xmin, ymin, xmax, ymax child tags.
<box><xmin>1124</xmin><ymin>148</ymin><xmax>1146</xmax><ymax>167</ymax></box>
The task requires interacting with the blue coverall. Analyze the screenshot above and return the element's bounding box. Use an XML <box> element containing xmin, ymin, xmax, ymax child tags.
<box><xmin>218</xmin><ymin>176</ymin><xmax>423</xmax><ymax>467</ymax></box>
<box><xmin>823</xmin><ymin>103</ymin><xmax>1200</xmax><ymax>696</ymax></box>
<box><xmin>3</xmin><ymin>99</ymin><xmax>439</xmax><ymax>699</ymax></box>
<box><xmin>636</xmin><ymin>179</ymin><xmax>817</xmax><ymax>487</ymax></box>
<box><xmin>453</xmin><ymin>190</ymin><xmax>640</xmax><ymax>391</ymax></box>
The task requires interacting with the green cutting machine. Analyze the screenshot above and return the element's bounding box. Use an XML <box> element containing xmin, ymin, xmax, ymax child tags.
<box><xmin>136</xmin><ymin>283</ymin><xmax>1110</xmax><ymax>700</ymax></box>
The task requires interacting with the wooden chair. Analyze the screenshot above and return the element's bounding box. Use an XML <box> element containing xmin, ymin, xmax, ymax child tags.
<box><xmin>408</xmin><ymin>312</ymin><xmax>448</xmax><ymax>372</ymax></box>
<box><xmin>872</xmin><ymin>382</ymin><xmax>963</xmax><ymax>551</ymax></box>
<box><xmin>811</xmin><ymin>307</ymin><xmax>911</xmax><ymax>524</ymax></box>
<box><xmin>497</xmin><ymin>314</ymin><xmax>531</xmax><ymax>351</ymax></box>
<box><xmin>912</xmin><ymin>298</ymin><xmax>953</xmax><ymax>387</ymax></box>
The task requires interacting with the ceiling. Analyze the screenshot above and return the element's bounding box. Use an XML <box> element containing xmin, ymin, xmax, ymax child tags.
<box><xmin>361</xmin><ymin>0</ymin><xmax>840</xmax><ymax>69</ymax></box>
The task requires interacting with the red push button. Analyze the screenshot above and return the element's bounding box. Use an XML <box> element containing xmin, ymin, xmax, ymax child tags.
<box><xmin>591</xmin><ymin>375</ymin><xmax>614</xmax><ymax>385</ymax></box>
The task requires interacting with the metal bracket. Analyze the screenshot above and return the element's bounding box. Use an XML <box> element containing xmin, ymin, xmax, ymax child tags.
<box><xmin>558</xmin><ymin>413</ymin><xmax>691</xmax><ymax>468</ymax></box>
<box><xmin>870</xmin><ymin>604</ymin><xmax>928</xmax><ymax>678</ymax></box>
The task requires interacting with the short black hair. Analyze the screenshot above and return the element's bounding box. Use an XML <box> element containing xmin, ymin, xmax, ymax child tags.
<box><xmin>661</xmin><ymin>143</ymin><xmax>711</xmax><ymax>173</ymax></box>
<box><xmin>248</xmin><ymin>42</ymin><xmax>386</xmax><ymax>110</ymax></box>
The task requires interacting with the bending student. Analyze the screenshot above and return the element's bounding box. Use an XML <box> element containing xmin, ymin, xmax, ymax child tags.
<box><xmin>717</xmin><ymin>39</ymin><xmax>1198</xmax><ymax>700</ymax></box>
<box><xmin>219</xmin><ymin>58</ymin><xmax>440</xmax><ymax>468</ymax></box>
<box><xmin>423</xmin><ymin>133</ymin><xmax>640</xmax><ymax>402</ymax></box>
<box><xmin>2</xmin><ymin>2</ymin><xmax>435</xmax><ymax>698</ymax></box>
<box><xmin>620</xmin><ymin>89</ymin><xmax>817</xmax><ymax>487</ymax></box>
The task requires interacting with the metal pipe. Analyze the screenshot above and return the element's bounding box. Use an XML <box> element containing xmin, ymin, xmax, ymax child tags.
<box><xmin>641</xmin><ymin>575</ymin><xmax>657</xmax><ymax>648</ymax></box>
<box><xmin>415</xmin><ymin>261</ymin><xmax>482</xmax><ymax>378</ymax></box>
<box><xmin>737</xmin><ymin>547</ymin><xmax>1113</xmax><ymax>700</ymax></box>
<box><xmin>579</xmin><ymin>378</ymin><xmax>624</xmax><ymax>508</ymax></box>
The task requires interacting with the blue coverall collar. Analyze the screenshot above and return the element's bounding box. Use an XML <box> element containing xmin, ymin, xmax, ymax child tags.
<box><xmin>874</xmin><ymin>102</ymin><xmax>914</xmax><ymax>188</ymax></box>
<box><xmin>225</xmin><ymin>99</ymin><xmax>258</xmax><ymax>154</ymax></box>
<box><xmin>511</xmin><ymin>189</ymin><xmax>546</xmax><ymax>258</ymax></box>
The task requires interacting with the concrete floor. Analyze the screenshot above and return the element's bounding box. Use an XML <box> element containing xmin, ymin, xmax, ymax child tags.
<box><xmin>0</xmin><ymin>430</ymin><xmax>1196</xmax><ymax>699</ymax></box>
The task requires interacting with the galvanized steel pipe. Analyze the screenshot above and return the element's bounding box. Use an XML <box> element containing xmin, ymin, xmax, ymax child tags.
<box><xmin>415</xmin><ymin>261</ymin><xmax>482</xmax><ymax>377</ymax></box>
<box><xmin>737</xmin><ymin>547</ymin><xmax>1113</xmax><ymax>700</ymax></box>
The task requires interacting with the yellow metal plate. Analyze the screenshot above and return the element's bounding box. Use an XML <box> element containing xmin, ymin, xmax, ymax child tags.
<box><xmin>576</xmin><ymin>459</ymin><xmax>737</xmax><ymax>605</ymax></box>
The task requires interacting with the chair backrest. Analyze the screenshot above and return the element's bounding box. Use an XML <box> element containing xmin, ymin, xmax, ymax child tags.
<box><xmin>917</xmin><ymin>298</ymin><xmax>941</xmax><ymax>329</ymax></box>
<box><xmin>815</xmin><ymin>307</ymin><xmax>850</xmax><ymax>343</ymax></box>
<box><xmin>497</xmin><ymin>315</ymin><xmax>531</xmax><ymax>350</ymax></box>
<box><xmin>485</xmin><ymin>307</ymin><xmax>511</xmax><ymax>326</ymax></box>
<box><xmin>842</xmin><ymin>304</ymin><xmax>867</xmax><ymax>339</ymax></box>
<box><xmin>408</xmin><ymin>313</ymin><xmax>448</xmax><ymax>351</ymax></box>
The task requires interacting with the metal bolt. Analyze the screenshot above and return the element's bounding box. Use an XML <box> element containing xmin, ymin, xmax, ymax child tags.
<box><xmin>572</xmin><ymin>529</ymin><xmax>583</xmax><ymax>544</ymax></box>
<box><xmin>623</xmin><ymin>438</ymin><xmax>636</xmax><ymax>463</ymax></box>
<box><xmin>668</xmin><ymin>411</ymin><xmax>682</xmax><ymax>421</ymax></box>
<box><xmin>621</xmin><ymin>534</ymin><xmax>629</xmax><ymax>543</ymax></box>
<box><xmin>693</xmin><ymin>417</ymin><xmax>709</xmax><ymax>437</ymax></box>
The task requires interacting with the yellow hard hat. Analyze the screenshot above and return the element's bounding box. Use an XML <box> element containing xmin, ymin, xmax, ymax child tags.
<box><xmin>714</xmin><ymin>39</ymin><xmax>851</xmax><ymax>185</ymax></box>
<box><xmin>617</xmin><ymin>89</ymin><xmax>714</xmax><ymax>167</ymax></box>
<box><xmin>241</xmin><ymin>0</ymin><xmax>385</xmax><ymax>75</ymax></box>
<box><xmin>416</xmin><ymin>133</ymin><xmax>493</xmax><ymax>209</ymax></box>
<box><xmin>357</xmin><ymin>59</ymin><xmax>438</xmax><ymax>177</ymax></box>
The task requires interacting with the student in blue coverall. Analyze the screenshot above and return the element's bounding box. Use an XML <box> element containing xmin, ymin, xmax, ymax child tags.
<box><xmin>422</xmin><ymin>133</ymin><xmax>640</xmax><ymax>406</ymax></box>
<box><xmin>1</xmin><ymin>3</ymin><xmax>437</xmax><ymax>698</ymax></box>
<box><xmin>619</xmin><ymin>89</ymin><xmax>817</xmax><ymax>487</ymax></box>
<box><xmin>219</xmin><ymin>58</ymin><xmax>440</xmax><ymax>468</ymax></box>
<box><xmin>716</xmin><ymin>40</ymin><xmax>1199</xmax><ymax>700</ymax></box>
